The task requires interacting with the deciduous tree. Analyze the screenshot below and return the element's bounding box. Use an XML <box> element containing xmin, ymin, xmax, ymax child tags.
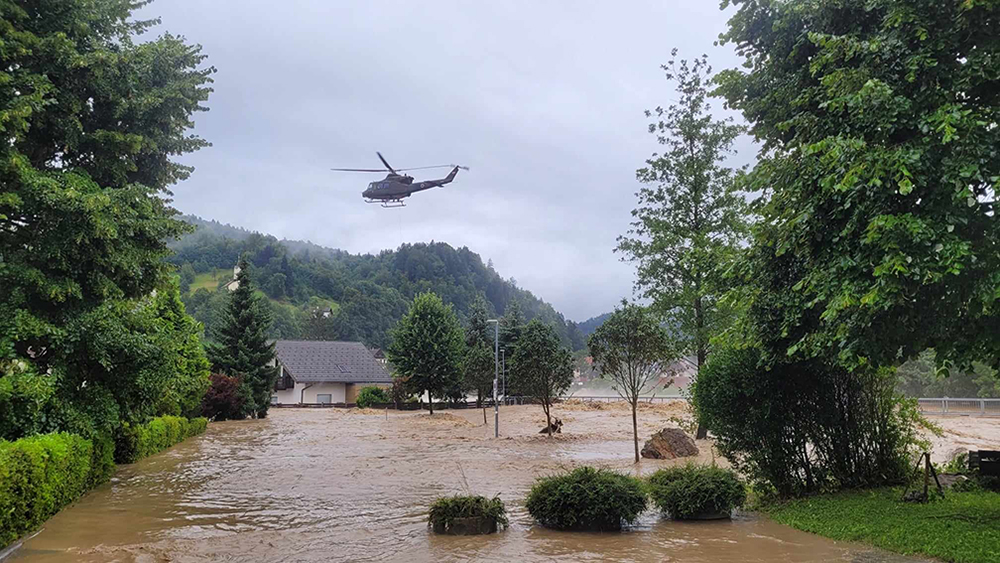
<box><xmin>715</xmin><ymin>0</ymin><xmax>1000</xmax><ymax>373</ymax></box>
<box><xmin>511</xmin><ymin>320</ymin><xmax>573</xmax><ymax>436</ymax></box>
<box><xmin>617</xmin><ymin>51</ymin><xmax>747</xmax><ymax>438</ymax></box>
<box><xmin>588</xmin><ymin>302</ymin><xmax>676</xmax><ymax>462</ymax></box>
<box><xmin>386</xmin><ymin>292</ymin><xmax>466</xmax><ymax>414</ymax></box>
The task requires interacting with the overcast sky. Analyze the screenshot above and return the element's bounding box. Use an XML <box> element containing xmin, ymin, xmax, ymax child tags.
<box><xmin>141</xmin><ymin>0</ymin><xmax>753</xmax><ymax>322</ymax></box>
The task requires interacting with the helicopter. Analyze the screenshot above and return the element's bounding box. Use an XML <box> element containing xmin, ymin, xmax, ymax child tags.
<box><xmin>332</xmin><ymin>152</ymin><xmax>469</xmax><ymax>208</ymax></box>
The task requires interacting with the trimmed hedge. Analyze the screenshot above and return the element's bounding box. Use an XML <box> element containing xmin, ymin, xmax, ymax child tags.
<box><xmin>355</xmin><ymin>386</ymin><xmax>390</xmax><ymax>409</ymax></box>
<box><xmin>648</xmin><ymin>464</ymin><xmax>746</xmax><ymax>519</ymax></box>
<box><xmin>525</xmin><ymin>466</ymin><xmax>648</xmax><ymax>531</ymax></box>
<box><xmin>0</xmin><ymin>432</ymin><xmax>115</xmax><ymax>547</ymax></box>
<box><xmin>115</xmin><ymin>416</ymin><xmax>209</xmax><ymax>464</ymax></box>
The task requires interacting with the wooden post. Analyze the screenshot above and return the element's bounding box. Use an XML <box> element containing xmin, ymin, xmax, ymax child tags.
<box><xmin>923</xmin><ymin>453</ymin><xmax>930</xmax><ymax>499</ymax></box>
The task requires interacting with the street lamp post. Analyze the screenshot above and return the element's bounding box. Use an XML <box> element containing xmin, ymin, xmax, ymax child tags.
<box><xmin>500</xmin><ymin>348</ymin><xmax>506</xmax><ymax>404</ymax></box>
<box><xmin>487</xmin><ymin>319</ymin><xmax>499</xmax><ymax>437</ymax></box>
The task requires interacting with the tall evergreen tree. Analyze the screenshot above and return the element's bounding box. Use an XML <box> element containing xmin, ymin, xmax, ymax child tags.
<box><xmin>209</xmin><ymin>255</ymin><xmax>278</xmax><ymax>419</ymax></box>
<box><xmin>499</xmin><ymin>299</ymin><xmax>525</xmax><ymax>356</ymax></box>
<box><xmin>617</xmin><ymin>51</ymin><xmax>747</xmax><ymax>438</ymax></box>
<box><xmin>464</xmin><ymin>296</ymin><xmax>495</xmax><ymax>406</ymax></box>
<box><xmin>386</xmin><ymin>292</ymin><xmax>465</xmax><ymax>414</ymax></box>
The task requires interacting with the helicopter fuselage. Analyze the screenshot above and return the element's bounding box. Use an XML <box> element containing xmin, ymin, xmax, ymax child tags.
<box><xmin>361</xmin><ymin>167</ymin><xmax>460</xmax><ymax>202</ymax></box>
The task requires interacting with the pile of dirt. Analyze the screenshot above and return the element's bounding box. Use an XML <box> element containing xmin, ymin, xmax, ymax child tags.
<box><xmin>641</xmin><ymin>428</ymin><xmax>699</xmax><ymax>460</ymax></box>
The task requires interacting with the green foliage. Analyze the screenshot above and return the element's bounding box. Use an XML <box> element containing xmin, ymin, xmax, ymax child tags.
<box><xmin>114</xmin><ymin>415</ymin><xmax>208</xmax><ymax>465</ymax></box>
<box><xmin>647</xmin><ymin>465</ymin><xmax>746</xmax><ymax>519</ymax></box>
<box><xmin>0</xmin><ymin>0</ymin><xmax>214</xmax><ymax>440</ymax></box>
<box><xmin>0</xmin><ymin>432</ymin><xmax>113</xmax><ymax>548</ymax></box>
<box><xmin>589</xmin><ymin>301</ymin><xmax>676</xmax><ymax>461</ymax></box>
<box><xmin>463</xmin><ymin>341</ymin><xmax>495</xmax><ymax>406</ymax></box>
<box><xmin>355</xmin><ymin>386</ymin><xmax>390</xmax><ymax>409</ymax></box>
<box><xmin>716</xmin><ymin>0</ymin><xmax>1000</xmax><ymax>374</ymax></box>
<box><xmin>694</xmin><ymin>346</ymin><xmax>923</xmax><ymax>497</ymax></box>
<box><xmin>897</xmin><ymin>350</ymin><xmax>1000</xmax><ymax>399</ymax></box>
<box><xmin>617</xmin><ymin>51</ymin><xmax>746</xmax><ymax>374</ymax></box>
<box><xmin>170</xmin><ymin>218</ymin><xmax>585</xmax><ymax>351</ymax></box>
<box><xmin>0</xmin><ymin>361</ymin><xmax>57</xmax><ymax>441</ymax></box>
<box><xmin>524</xmin><ymin>467</ymin><xmax>648</xmax><ymax>531</ymax></box>
<box><xmin>152</xmin><ymin>279</ymin><xmax>212</xmax><ymax>418</ymax></box>
<box><xmin>208</xmin><ymin>256</ymin><xmax>278</xmax><ymax>419</ymax></box>
<box><xmin>386</xmin><ymin>292</ymin><xmax>466</xmax><ymax>414</ymax></box>
<box><xmin>427</xmin><ymin>495</ymin><xmax>508</xmax><ymax>531</ymax></box>
<box><xmin>510</xmin><ymin>320</ymin><xmax>574</xmax><ymax>435</ymax></box>
<box><xmin>767</xmin><ymin>488</ymin><xmax>1000</xmax><ymax>563</ymax></box>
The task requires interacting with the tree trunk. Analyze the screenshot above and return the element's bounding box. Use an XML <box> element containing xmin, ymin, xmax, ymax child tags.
<box><xmin>694</xmin><ymin>295</ymin><xmax>709</xmax><ymax>440</ymax></box>
<box><xmin>428</xmin><ymin>391</ymin><xmax>434</xmax><ymax>415</ymax></box>
<box><xmin>544</xmin><ymin>402</ymin><xmax>552</xmax><ymax>437</ymax></box>
<box><xmin>632</xmin><ymin>401</ymin><xmax>640</xmax><ymax>463</ymax></box>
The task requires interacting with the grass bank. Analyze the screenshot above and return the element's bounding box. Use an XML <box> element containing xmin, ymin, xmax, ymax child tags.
<box><xmin>766</xmin><ymin>488</ymin><xmax>1000</xmax><ymax>563</ymax></box>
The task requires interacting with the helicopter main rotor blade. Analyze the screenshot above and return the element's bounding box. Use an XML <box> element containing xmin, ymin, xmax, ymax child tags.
<box><xmin>330</xmin><ymin>168</ymin><xmax>388</xmax><ymax>172</ymax></box>
<box><xmin>376</xmin><ymin>152</ymin><xmax>397</xmax><ymax>174</ymax></box>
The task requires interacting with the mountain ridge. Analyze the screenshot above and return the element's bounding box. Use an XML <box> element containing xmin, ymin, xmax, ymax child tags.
<box><xmin>169</xmin><ymin>215</ymin><xmax>586</xmax><ymax>350</ymax></box>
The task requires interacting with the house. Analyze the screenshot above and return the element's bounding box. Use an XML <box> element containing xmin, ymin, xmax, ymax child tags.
<box><xmin>271</xmin><ymin>340</ymin><xmax>393</xmax><ymax>405</ymax></box>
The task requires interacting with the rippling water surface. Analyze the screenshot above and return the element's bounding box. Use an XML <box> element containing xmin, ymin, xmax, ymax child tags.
<box><xmin>12</xmin><ymin>408</ymin><xmax>927</xmax><ymax>563</ymax></box>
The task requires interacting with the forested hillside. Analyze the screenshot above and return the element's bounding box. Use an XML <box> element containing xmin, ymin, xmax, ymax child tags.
<box><xmin>169</xmin><ymin>216</ymin><xmax>586</xmax><ymax>350</ymax></box>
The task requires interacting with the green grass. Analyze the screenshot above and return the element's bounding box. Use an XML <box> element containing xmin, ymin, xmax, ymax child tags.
<box><xmin>189</xmin><ymin>269</ymin><xmax>231</xmax><ymax>293</ymax></box>
<box><xmin>766</xmin><ymin>488</ymin><xmax>1000</xmax><ymax>563</ymax></box>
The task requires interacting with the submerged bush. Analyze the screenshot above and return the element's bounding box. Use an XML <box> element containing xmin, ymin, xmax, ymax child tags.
<box><xmin>428</xmin><ymin>495</ymin><xmax>508</xmax><ymax>533</ymax></box>
<box><xmin>355</xmin><ymin>386</ymin><xmax>390</xmax><ymax>409</ymax></box>
<box><xmin>525</xmin><ymin>466</ymin><xmax>648</xmax><ymax>531</ymax></box>
<box><xmin>648</xmin><ymin>465</ymin><xmax>746</xmax><ymax>519</ymax></box>
<box><xmin>0</xmin><ymin>432</ymin><xmax>113</xmax><ymax>547</ymax></box>
<box><xmin>114</xmin><ymin>415</ymin><xmax>209</xmax><ymax>464</ymax></box>
<box><xmin>201</xmin><ymin>373</ymin><xmax>245</xmax><ymax>421</ymax></box>
<box><xmin>694</xmin><ymin>346</ymin><xmax>921</xmax><ymax>497</ymax></box>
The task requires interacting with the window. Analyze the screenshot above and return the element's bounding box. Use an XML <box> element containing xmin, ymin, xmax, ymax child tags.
<box><xmin>270</xmin><ymin>395</ymin><xmax>278</xmax><ymax>404</ymax></box>
<box><xmin>316</xmin><ymin>394</ymin><xmax>332</xmax><ymax>404</ymax></box>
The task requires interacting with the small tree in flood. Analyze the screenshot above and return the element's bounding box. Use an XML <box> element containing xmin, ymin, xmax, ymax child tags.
<box><xmin>511</xmin><ymin>320</ymin><xmax>573</xmax><ymax>436</ymax></box>
<box><xmin>386</xmin><ymin>292</ymin><xmax>465</xmax><ymax>414</ymax></box>
<box><xmin>588</xmin><ymin>302</ymin><xmax>676</xmax><ymax>462</ymax></box>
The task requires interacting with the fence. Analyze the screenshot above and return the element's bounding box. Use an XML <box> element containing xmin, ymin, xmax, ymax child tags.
<box><xmin>558</xmin><ymin>395</ymin><xmax>681</xmax><ymax>403</ymax></box>
<box><xmin>917</xmin><ymin>398</ymin><xmax>1000</xmax><ymax>417</ymax></box>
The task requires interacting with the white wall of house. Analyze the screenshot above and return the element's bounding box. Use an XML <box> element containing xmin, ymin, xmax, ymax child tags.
<box><xmin>272</xmin><ymin>382</ymin><xmax>346</xmax><ymax>405</ymax></box>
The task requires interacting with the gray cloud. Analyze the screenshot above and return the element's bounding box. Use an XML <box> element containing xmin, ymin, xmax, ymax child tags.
<box><xmin>142</xmin><ymin>0</ymin><xmax>751</xmax><ymax>321</ymax></box>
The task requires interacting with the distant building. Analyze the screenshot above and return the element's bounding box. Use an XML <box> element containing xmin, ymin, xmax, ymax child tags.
<box><xmin>223</xmin><ymin>262</ymin><xmax>241</xmax><ymax>292</ymax></box>
<box><xmin>271</xmin><ymin>340</ymin><xmax>392</xmax><ymax>405</ymax></box>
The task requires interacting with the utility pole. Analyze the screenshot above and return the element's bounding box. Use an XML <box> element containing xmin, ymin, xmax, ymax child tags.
<box><xmin>487</xmin><ymin>319</ymin><xmax>499</xmax><ymax>437</ymax></box>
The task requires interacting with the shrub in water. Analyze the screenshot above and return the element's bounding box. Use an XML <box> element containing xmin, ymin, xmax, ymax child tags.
<box><xmin>648</xmin><ymin>464</ymin><xmax>746</xmax><ymax>519</ymax></box>
<box><xmin>355</xmin><ymin>385</ymin><xmax>390</xmax><ymax>409</ymax></box>
<box><xmin>0</xmin><ymin>432</ymin><xmax>112</xmax><ymax>547</ymax></box>
<box><xmin>428</xmin><ymin>495</ymin><xmax>508</xmax><ymax>534</ymax></box>
<box><xmin>525</xmin><ymin>466</ymin><xmax>648</xmax><ymax>531</ymax></box>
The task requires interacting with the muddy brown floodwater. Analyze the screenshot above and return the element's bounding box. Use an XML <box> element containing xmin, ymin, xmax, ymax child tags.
<box><xmin>13</xmin><ymin>404</ymin><xmax>933</xmax><ymax>563</ymax></box>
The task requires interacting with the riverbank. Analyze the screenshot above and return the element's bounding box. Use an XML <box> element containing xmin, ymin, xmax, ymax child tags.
<box><xmin>767</xmin><ymin>488</ymin><xmax>1000</xmax><ymax>563</ymax></box>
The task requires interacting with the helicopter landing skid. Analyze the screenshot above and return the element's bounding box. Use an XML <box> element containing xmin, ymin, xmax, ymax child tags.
<box><xmin>365</xmin><ymin>198</ymin><xmax>405</xmax><ymax>208</ymax></box>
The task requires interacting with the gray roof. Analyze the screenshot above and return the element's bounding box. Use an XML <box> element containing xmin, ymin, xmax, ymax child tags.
<box><xmin>273</xmin><ymin>340</ymin><xmax>392</xmax><ymax>384</ymax></box>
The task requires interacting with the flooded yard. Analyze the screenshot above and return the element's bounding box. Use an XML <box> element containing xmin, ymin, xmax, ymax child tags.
<box><xmin>11</xmin><ymin>404</ymin><xmax>949</xmax><ymax>563</ymax></box>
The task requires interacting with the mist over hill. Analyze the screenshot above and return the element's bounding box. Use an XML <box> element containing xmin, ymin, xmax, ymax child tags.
<box><xmin>169</xmin><ymin>216</ymin><xmax>586</xmax><ymax>350</ymax></box>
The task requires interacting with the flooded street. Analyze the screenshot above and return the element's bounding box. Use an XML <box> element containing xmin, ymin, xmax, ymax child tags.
<box><xmin>13</xmin><ymin>405</ymin><xmax>930</xmax><ymax>563</ymax></box>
